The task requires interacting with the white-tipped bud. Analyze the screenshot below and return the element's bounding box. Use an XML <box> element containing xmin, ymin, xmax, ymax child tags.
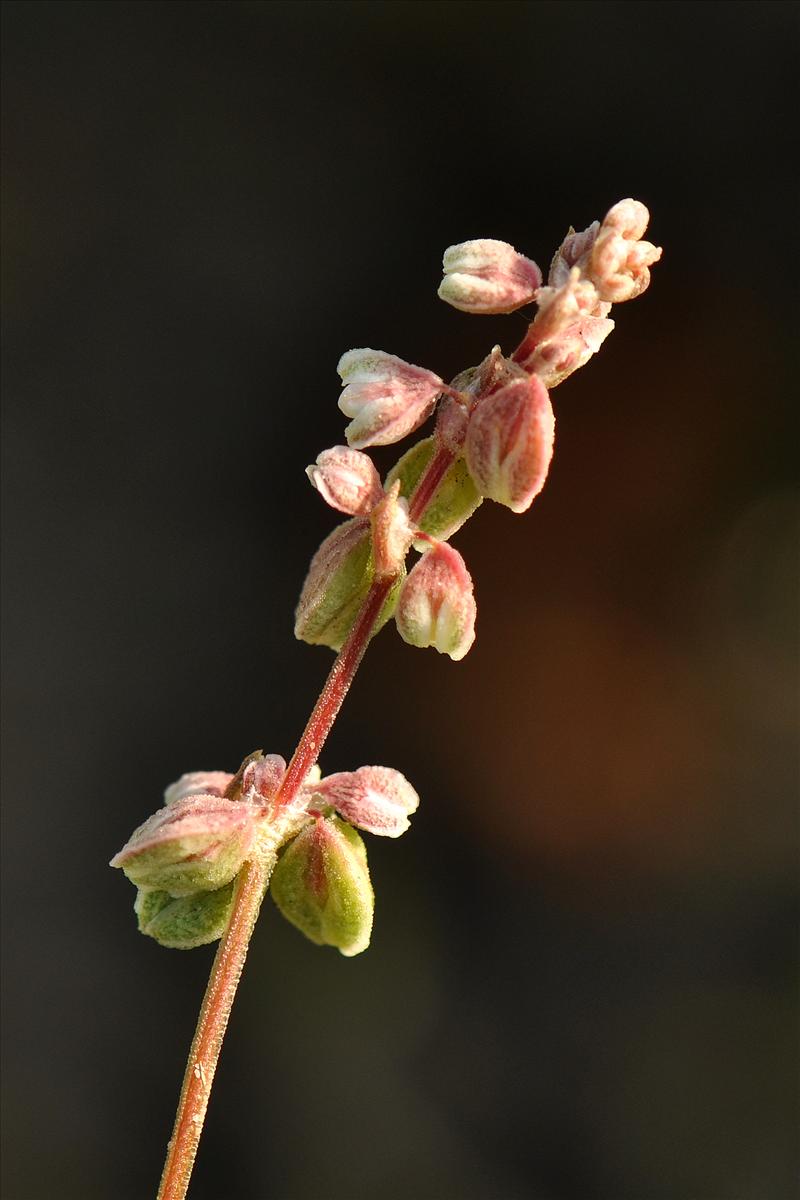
<box><xmin>464</xmin><ymin>375</ymin><xmax>555</xmax><ymax>514</ymax></box>
<box><xmin>337</xmin><ymin>349</ymin><xmax>443</xmax><ymax>449</ymax></box>
<box><xmin>532</xmin><ymin>268</ymin><xmax>604</xmax><ymax>345</ymax></box>
<box><xmin>306</xmin><ymin>445</ymin><xmax>384</xmax><ymax>516</ymax></box>
<box><xmin>527</xmin><ymin>314</ymin><xmax>615</xmax><ymax>389</ymax></box>
<box><xmin>588</xmin><ymin>199</ymin><xmax>662</xmax><ymax>303</ymax></box>
<box><xmin>438</xmin><ymin>239</ymin><xmax>542</xmax><ymax>314</ymax></box>
<box><xmin>163</xmin><ymin>770</ymin><xmax>234</xmax><ymax>806</ymax></box>
<box><xmin>395</xmin><ymin>539</ymin><xmax>476</xmax><ymax>661</ymax></box>
<box><xmin>314</xmin><ymin>766</ymin><xmax>420</xmax><ymax>838</ymax></box>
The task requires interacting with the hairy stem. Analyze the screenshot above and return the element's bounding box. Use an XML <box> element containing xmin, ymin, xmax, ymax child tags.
<box><xmin>156</xmin><ymin>854</ymin><xmax>270</xmax><ymax>1200</ymax></box>
<box><xmin>156</xmin><ymin>420</ymin><xmax>463</xmax><ymax>1199</ymax></box>
<box><xmin>156</xmin><ymin>573</ymin><xmax>393</xmax><ymax>1199</ymax></box>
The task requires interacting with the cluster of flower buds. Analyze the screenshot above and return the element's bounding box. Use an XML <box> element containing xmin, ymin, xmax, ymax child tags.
<box><xmin>114</xmin><ymin>199</ymin><xmax>660</xmax><ymax>958</ymax></box>
<box><xmin>294</xmin><ymin>199</ymin><xmax>660</xmax><ymax>668</ymax></box>
<box><xmin>514</xmin><ymin>198</ymin><xmax>662</xmax><ymax>386</ymax></box>
<box><xmin>111</xmin><ymin>753</ymin><xmax>419</xmax><ymax>954</ymax></box>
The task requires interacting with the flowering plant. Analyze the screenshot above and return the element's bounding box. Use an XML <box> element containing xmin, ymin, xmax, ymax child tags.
<box><xmin>111</xmin><ymin>199</ymin><xmax>661</xmax><ymax>1199</ymax></box>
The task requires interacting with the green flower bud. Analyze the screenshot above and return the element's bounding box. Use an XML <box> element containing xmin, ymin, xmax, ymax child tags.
<box><xmin>134</xmin><ymin>880</ymin><xmax>236</xmax><ymax>949</ymax></box>
<box><xmin>294</xmin><ymin>517</ymin><xmax>403</xmax><ymax>652</ymax></box>
<box><xmin>110</xmin><ymin>795</ymin><xmax>256</xmax><ymax>898</ymax></box>
<box><xmin>385</xmin><ymin>436</ymin><xmax>481</xmax><ymax>541</ymax></box>
<box><xmin>269</xmin><ymin>816</ymin><xmax>374</xmax><ymax>956</ymax></box>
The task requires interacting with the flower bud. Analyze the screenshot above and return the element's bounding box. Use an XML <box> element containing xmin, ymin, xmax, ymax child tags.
<box><xmin>370</xmin><ymin>480</ymin><xmax>413</xmax><ymax>579</ymax></box>
<box><xmin>547</xmin><ymin>221</ymin><xmax>600</xmax><ymax>289</ymax></box>
<box><xmin>294</xmin><ymin>517</ymin><xmax>402</xmax><ymax>651</ymax></box>
<box><xmin>163</xmin><ymin>770</ymin><xmax>234</xmax><ymax>806</ymax></box>
<box><xmin>464</xmin><ymin>375</ymin><xmax>555</xmax><ymax>514</ymax></box>
<box><xmin>110</xmin><ymin>794</ymin><xmax>257</xmax><ymax>897</ymax></box>
<box><xmin>306</xmin><ymin>446</ymin><xmax>384</xmax><ymax>516</ymax></box>
<box><xmin>588</xmin><ymin>199</ymin><xmax>662</xmax><ymax>303</ymax></box>
<box><xmin>241</xmin><ymin>753</ymin><xmax>287</xmax><ymax>802</ymax></box>
<box><xmin>438</xmin><ymin>239</ymin><xmax>542</xmax><ymax>314</ymax></box>
<box><xmin>395</xmin><ymin>539</ymin><xmax>476</xmax><ymax>661</ymax></box>
<box><xmin>527</xmin><ymin>314</ymin><xmax>615</xmax><ymax>389</ymax></box>
<box><xmin>531</xmin><ymin>268</ymin><xmax>603</xmax><ymax>346</ymax></box>
<box><xmin>337</xmin><ymin>349</ymin><xmax>443</xmax><ymax>449</ymax></box>
<box><xmin>315</xmin><ymin>766</ymin><xmax>420</xmax><ymax>838</ymax></box>
<box><xmin>269</xmin><ymin>816</ymin><xmax>374</xmax><ymax>956</ymax></box>
<box><xmin>384</xmin><ymin>436</ymin><xmax>482</xmax><ymax>542</ymax></box>
<box><xmin>134</xmin><ymin>881</ymin><xmax>235</xmax><ymax>949</ymax></box>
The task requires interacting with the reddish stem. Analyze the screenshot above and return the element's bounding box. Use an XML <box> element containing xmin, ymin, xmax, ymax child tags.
<box><xmin>157</xmin><ymin>855</ymin><xmax>269</xmax><ymax>1200</ymax></box>
<box><xmin>408</xmin><ymin>444</ymin><xmax>455</xmax><ymax>525</ymax></box>
<box><xmin>157</xmin><ymin>414</ymin><xmax>457</xmax><ymax>1200</ymax></box>
<box><xmin>275</xmin><ymin>575</ymin><xmax>394</xmax><ymax>807</ymax></box>
<box><xmin>156</xmin><ymin>574</ymin><xmax>393</xmax><ymax>1200</ymax></box>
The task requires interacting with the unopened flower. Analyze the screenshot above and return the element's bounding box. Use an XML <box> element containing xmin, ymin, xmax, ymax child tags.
<box><xmin>306</xmin><ymin>446</ymin><xmax>384</xmax><ymax>516</ymax></box>
<box><xmin>294</xmin><ymin>516</ymin><xmax>373</xmax><ymax>649</ymax></box>
<box><xmin>588</xmin><ymin>198</ymin><xmax>662</xmax><ymax>303</ymax></box>
<box><xmin>110</xmin><ymin>794</ymin><xmax>257</xmax><ymax>897</ymax></box>
<box><xmin>337</xmin><ymin>349</ymin><xmax>443</xmax><ymax>449</ymax></box>
<box><xmin>240</xmin><ymin>753</ymin><xmax>288</xmax><ymax>802</ymax></box>
<box><xmin>438</xmin><ymin>239</ymin><xmax>542</xmax><ymax>314</ymax></box>
<box><xmin>464</xmin><ymin>374</ymin><xmax>555</xmax><ymax>513</ymax></box>
<box><xmin>547</xmin><ymin>221</ymin><xmax>600</xmax><ymax>289</ymax></box>
<box><xmin>163</xmin><ymin>770</ymin><xmax>234</xmax><ymax>806</ymax></box>
<box><xmin>269</xmin><ymin>815</ymin><xmax>374</xmax><ymax>956</ymax></box>
<box><xmin>307</xmin><ymin>449</ymin><xmax>414</xmax><ymax>582</ymax></box>
<box><xmin>531</xmin><ymin>267</ymin><xmax>605</xmax><ymax>346</ymax></box>
<box><xmin>135</xmin><ymin>881</ymin><xmax>236</xmax><ymax>950</ymax></box>
<box><xmin>526</xmin><ymin>313</ymin><xmax>615</xmax><ymax>389</ymax></box>
<box><xmin>313</xmin><ymin>765</ymin><xmax>420</xmax><ymax>837</ymax></box>
<box><xmin>395</xmin><ymin>537</ymin><xmax>476</xmax><ymax>660</ymax></box>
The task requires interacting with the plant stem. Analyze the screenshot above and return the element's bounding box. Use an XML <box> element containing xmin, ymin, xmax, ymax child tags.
<box><xmin>156</xmin><ymin>853</ymin><xmax>270</xmax><ymax>1200</ymax></box>
<box><xmin>157</xmin><ymin>417</ymin><xmax>460</xmax><ymax>1199</ymax></box>
<box><xmin>156</xmin><ymin>574</ymin><xmax>393</xmax><ymax>1200</ymax></box>
<box><xmin>407</xmin><ymin>444</ymin><xmax>455</xmax><ymax>524</ymax></box>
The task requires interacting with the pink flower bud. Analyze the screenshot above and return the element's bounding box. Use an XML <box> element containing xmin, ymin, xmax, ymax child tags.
<box><xmin>369</xmin><ymin>480</ymin><xmax>413</xmax><ymax>579</ymax></box>
<box><xmin>395</xmin><ymin>539</ymin><xmax>476</xmax><ymax>660</ymax></box>
<box><xmin>531</xmin><ymin>268</ymin><xmax>603</xmax><ymax>346</ymax></box>
<box><xmin>588</xmin><ymin>199</ymin><xmax>662</xmax><ymax>303</ymax></box>
<box><xmin>438</xmin><ymin>239</ymin><xmax>542</xmax><ymax>314</ymax></box>
<box><xmin>547</xmin><ymin>221</ymin><xmax>601</xmax><ymax>288</ymax></box>
<box><xmin>306</xmin><ymin>446</ymin><xmax>384</xmax><ymax>516</ymax></box>
<box><xmin>163</xmin><ymin>770</ymin><xmax>234</xmax><ymax>806</ymax></box>
<box><xmin>241</xmin><ymin>753</ymin><xmax>287</xmax><ymax>802</ymax></box>
<box><xmin>527</xmin><ymin>314</ymin><xmax>615</xmax><ymax>389</ymax></box>
<box><xmin>110</xmin><ymin>794</ymin><xmax>257</xmax><ymax>897</ymax></box>
<box><xmin>464</xmin><ymin>375</ymin><xmax>555</xmax><ymax>513</ymax></box>
<box><xmin>314</xmin><ymin>766</ymin><xmax>420</xmax><ymax>837</ymax></box>
<box><xmin>337</xmin><ymin>349</ymin><xmax>443</xmax><ymax>449</ymax></box>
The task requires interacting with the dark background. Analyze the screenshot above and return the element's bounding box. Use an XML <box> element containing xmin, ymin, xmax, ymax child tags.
<box><xmin>2</xmin><ymin>3</ymin><xmax>797</xmax><ymax>1198</ymax></box>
